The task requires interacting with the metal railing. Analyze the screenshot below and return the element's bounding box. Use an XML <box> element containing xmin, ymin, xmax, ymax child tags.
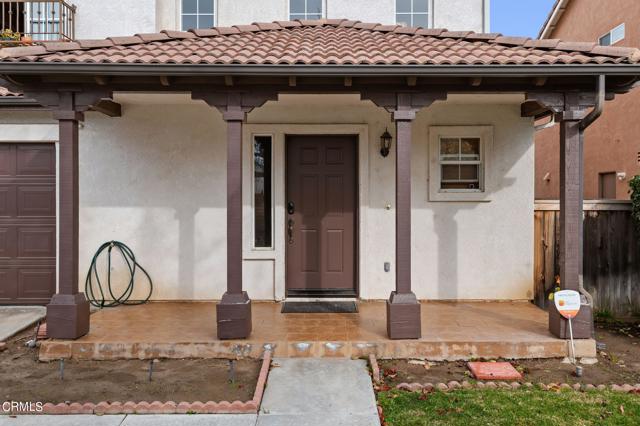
<box><xmin>1</xmin><ymin>1</ymin><xmax>76</xmax><ymax>42</ymax></box>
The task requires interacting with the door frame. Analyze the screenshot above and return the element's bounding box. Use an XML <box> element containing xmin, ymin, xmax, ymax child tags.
<box><xmin>242</xmin><ymin>124</ymin><xmax>370</xmax><ymax>301</ymax></box>
<box><xmin>284</xmin><ymin>134</ymin><xmax>359</xmax><ymax>298</ymax></box>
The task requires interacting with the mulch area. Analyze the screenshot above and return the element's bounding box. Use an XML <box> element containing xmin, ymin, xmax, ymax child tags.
<box><xmin>378</xmin><ymin>321</ymin><xmax>640</xmax><ymax>388</ymax></box>
<box><xmin>0</xmin><ymin>328</ymin><xmax>260</xmax><ymax>404</ymax></box>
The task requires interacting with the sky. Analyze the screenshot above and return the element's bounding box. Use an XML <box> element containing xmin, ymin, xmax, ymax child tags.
<box><xmin>490</xmin><ymin>0</ymin><xmax>557</xmax><ymax>38</ymax></box>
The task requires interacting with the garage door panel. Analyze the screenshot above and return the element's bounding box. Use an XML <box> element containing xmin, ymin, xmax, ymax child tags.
<box><xmin>0</xmin><ymin>186</ymin><xmax>17</xmax><ymax>217</ymax></box>
<box><xmin>0</xmin><ymin>268</ymin><xmax>17</xmax><ymax>301</ymax></box>
<box><xmin>18</xmin><ymin>227</ymin><xmax>55</xmax><ymax>258</ymax></box>
<box><xmin>0</xmin><ymin>145</ymin><xmax>16</xmax><ymax>176</ymax></box>
<box><xmin>16</xmin><ymin>145</ymin><xmax>55</xmax><ymax>176</ymax></box>
<box><xmin>0</xmin><ymin>143</ymin><xmax>55</xmax><ymax>305</ymax></box>
<box><xmin>0</xmin><ymin>227</ymin><xmax>17</xmax><ymax>258</ymax></box>
<box><xmin>17</xmin><ymin>269</ymin><xmax>55</xmax><ymax>299</ymax></box>
<box><xmin>17</xmin><ymin>186</ymin><xmax>55</xmax><ymax>217</ymax></box>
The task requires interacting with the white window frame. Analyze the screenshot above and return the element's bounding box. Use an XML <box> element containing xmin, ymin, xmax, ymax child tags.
<box><xmin>288</xmin><ymin>0</ymin><xmax>325</xmax><ymax>20</ymax></box>
<box><xmin>428</xmin><ymin>126</ymin><xmax>493</xmax><ymax>202</ymax></box>
<box><xmin>599</xmin><ymin>23</ymin><xmax>625</xmax><ymax>46</ymax></box>
<box><xmin>395</xmin><ymin>0</ymin><xmax>433</xmax><ymax>28</ymax></box>
<box><xmin>180</xmin><ymin>0</ymin><xmax>217</xmax><ymax>31</ymax></box>
<box><xmin>251</xmin><ymin>134</ymin><xmax>275</xmax><ymax>251</ymax></box>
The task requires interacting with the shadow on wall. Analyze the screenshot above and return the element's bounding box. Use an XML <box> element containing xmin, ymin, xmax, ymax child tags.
<box><xmin>79</xmin><ymin>99</ymin><xmax>227</xmax><ymax>300</ymax></box>
<box><xmin>415</xmin><ymin>103</ymin><xmax>531</xmax><ymax>300</ymax></box>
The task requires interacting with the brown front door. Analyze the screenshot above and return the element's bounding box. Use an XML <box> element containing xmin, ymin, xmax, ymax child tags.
<box><xmin>0</xmin><ymin>144</ymin><xmax>56</xmax><ymax>305</ymax></box>
<box><xmin>286</xmin><ymin>135</ymin><xmax>357</xmax><ymax>297</ymax></box>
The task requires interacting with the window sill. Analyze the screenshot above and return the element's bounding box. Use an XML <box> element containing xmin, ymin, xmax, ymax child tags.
<box><xmin>428</xmin><ymin>190</ymin><xmax>492</xmax><ymax>202</ymax></box>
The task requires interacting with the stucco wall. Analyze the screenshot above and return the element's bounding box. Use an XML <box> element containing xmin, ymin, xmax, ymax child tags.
<box><xmin>535</xmin><ymin>0</ymin><xmax>640</xmax><ymax>200</ymax></box>
<box><xmin>73</xmin><ymin>0</ymin><xmax>157</xmax><ymax>39</ymax></box>
<box><xmin>143</xmin><ymin>0</ymin><xmax>488</xmax><ymax>34</ymax></box>
<box><xmin>0</xmin><ymin>93</ymin><xmax>532</xmax><ymax>302</ymax></box>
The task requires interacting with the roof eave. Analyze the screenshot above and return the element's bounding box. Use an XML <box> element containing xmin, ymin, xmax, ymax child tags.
<box><xmin>2</xmin><ymin>63</ymin><xmax>640</xmax><ymax>77</ymax></box>
<box><xmin>538</xmin><ymin>0</ymin><xmax>571</xmax><ymax>39</ymax></box>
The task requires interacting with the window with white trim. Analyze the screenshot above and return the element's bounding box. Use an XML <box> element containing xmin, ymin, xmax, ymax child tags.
<box><xmin>599</xmin><ymin>23</ymin><xmax>625</xmax><ymax>46</ymax></box>
<box><xmin>429</xmin><ymin>126</ymin><xmax>493</xmax><ymax>202</ymax></box>
<box><xmin>439</xmin><ymin>137</ymin><xmax>482</xmax><ymax>190</ymax></box>
<box><xmin>290</xmin><ymin>0</ymin><xmax>323</xmax><ymax>20</ymax></box>
<box><xmin>396</xmin><ymin>0</ymin><xmax>431</xmax><ymax>28</ymax></box>
<box><xmin>181</xmin><ymin>0</ymin><xmax>215</xmax><ymax>30</ymax></box>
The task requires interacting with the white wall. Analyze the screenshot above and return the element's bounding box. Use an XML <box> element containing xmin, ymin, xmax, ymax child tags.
<box><xmin>133</xmin><ymin>0</ymin><xmax>488</xmax><ymax>34</ymax></box>
<box><xmin>0</xmin><ymin>92</ymin><xmax>531</xmax><ymax>302</ymax></box>
<box><xmin>73</xmin><ymin>0</ymin><xmax>157</xmax><ymax>39</ymax></box>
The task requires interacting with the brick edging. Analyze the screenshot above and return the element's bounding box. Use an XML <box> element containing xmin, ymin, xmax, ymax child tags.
<box><xmin>5</xmin><ymin>350</ymin><xmax>272</xmax><ymax>416</ymax></box>
<box><xmin>394</xmin><ymin>381</ymin><xmax>640</xmax><ymax>393</ymax></box>
<box><xmin>369</xmin><ymin>354</ymin><xmax>381</xmax><ymax>384</ymax></box>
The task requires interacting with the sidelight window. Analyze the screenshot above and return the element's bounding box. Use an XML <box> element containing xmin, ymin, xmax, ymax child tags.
<box><xmin>253</xmin><ymin>136</ymin><xmax>273</xmax><ymax>248</ymax></box>
<box><xmin>181</xmin><ymin>0</ymin><xmax>215</xmax><ymax>30</ymax></box>
<box><xmin>289</xmin><ymin>0</ymin><xmax>323</xmax><ymax>20</ymax></box>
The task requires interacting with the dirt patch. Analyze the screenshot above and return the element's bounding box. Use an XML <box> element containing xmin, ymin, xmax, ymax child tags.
<box><xmin>379</xmin><ymin>325</ymin><xmax>640</xmax><ymax>387</ymax></box>
<box><xmin>0</xmin><ymin>329</ymin><xmax>260</xmax><ymax>404</ymax></box>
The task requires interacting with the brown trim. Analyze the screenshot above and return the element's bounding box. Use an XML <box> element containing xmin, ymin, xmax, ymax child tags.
<box><xmin>46</xmin><ymin>91</ymin><xmax>90</xmax><ymax>339</ymax></box>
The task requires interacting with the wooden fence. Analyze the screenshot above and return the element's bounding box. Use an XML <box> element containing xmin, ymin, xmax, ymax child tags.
<box><xmin>534</xmin><ymin>201</ymin><xmax>640</xmax><ymax>317</ymax></box>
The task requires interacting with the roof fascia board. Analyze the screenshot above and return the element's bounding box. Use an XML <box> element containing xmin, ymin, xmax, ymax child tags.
<box><xmin>2</xmin><ymin>63</ymin><xmax>640</xmax><ymax>77</ymax></box>
<box><xmin>539</xmin><ymin>0</ymin><xmax>570</xmax><ymax>39</ymax></box>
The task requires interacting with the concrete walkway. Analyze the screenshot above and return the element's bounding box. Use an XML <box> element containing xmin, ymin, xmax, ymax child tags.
<box><xmin>0</xmin><ymin>307</ymin><xmax>45</xmax><ymax>342</ymax></box>
<box><xmin>258</xmin><ymin>358</ymin><xmax>380</xmax><ymax>426</ymax></box>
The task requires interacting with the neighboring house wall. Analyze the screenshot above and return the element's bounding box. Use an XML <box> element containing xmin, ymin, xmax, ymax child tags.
<box><xmin>0</xmin><ymin>94</ymin><xmax>533</xmax><ymax>302</ymax></box>
<box><xmin>536</xmin><ymin>0</ymin><xmax>640</xmax><ymax>200</ymax></box>
<box><xmin>74</xmin><ymin>0</ymin><xmax>488</xmax><ymax>40</ymax></box>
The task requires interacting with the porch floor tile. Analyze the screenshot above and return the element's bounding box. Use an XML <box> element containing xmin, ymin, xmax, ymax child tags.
<box><xmin>39</xmin><ymin>301</ymin><xmax>596</xmax><ymax>361</ymax></box>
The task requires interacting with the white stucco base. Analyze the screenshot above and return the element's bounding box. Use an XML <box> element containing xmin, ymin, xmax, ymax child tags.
<box><xmin>0</xmin><ymin>93</ymin><xmax>533</xmax><ymax>302</ymax></box>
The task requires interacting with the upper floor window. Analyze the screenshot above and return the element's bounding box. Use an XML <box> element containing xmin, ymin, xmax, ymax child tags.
<box><xmin>599</xmin><ymin>23</ymin><xmax>625</xmax><ymax>46</ymax></box>
<box><xmin>181</xmin><ymin>0</ymin><xmax>215</xmax><ymax>30</ymax></box>
<box><xmin>290</xmin><ymin>0</ymin><xmax>323</xmax><ymax>20</ymax></box>
<box><xmin>396</xmin><ymin>0</ymin><xmax>430</xmax><ymax>28</ymax></box>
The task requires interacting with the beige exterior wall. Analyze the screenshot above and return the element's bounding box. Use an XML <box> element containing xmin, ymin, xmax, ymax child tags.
<box><xmin>0</xmin><ymin>93</ymin><xmax>533</xmax><ymax>302</ymax></box>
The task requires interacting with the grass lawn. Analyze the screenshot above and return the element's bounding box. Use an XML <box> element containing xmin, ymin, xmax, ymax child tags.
<box><xmin>378</xmin><ymin>389</ymin><xmax>640</xmax><ymax>426</ymax></box>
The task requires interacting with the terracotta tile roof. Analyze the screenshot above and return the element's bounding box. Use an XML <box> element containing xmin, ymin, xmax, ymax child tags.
<box><xmin>0</xmin><ymin>85</ymin><xmax>21</xmax><ymax>97</ymax></box>
<box><xmin>0</xmin><ymin>19</ymin><xmax>639</xmax><ymax>66</ymax></box>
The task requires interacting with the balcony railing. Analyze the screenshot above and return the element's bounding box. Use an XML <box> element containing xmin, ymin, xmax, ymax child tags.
<box><xmin>1</xmin><ymin>1</ymin><xmax>76</xmax><ymax>44</ymax></box>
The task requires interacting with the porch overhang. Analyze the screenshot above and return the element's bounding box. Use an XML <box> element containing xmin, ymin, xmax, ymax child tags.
<box><xmin>2</xmin><ymin>18</ymin><xmax>640</xmax><ymax>343</ymax></box>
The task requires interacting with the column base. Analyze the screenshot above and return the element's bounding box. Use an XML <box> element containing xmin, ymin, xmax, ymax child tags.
<box><xmin>549</xmin><ymin>303</ymin><xmax>593</xmax><ymax>339</ymax></box>
<box><xmin>386</xmin><ymin>291</ymin><xmax>421</xmax><ymax>340</ymax></box>
<box><xmin>216</xmin><ymin>291</ymin><xmax>252</xmax><ymax>340</ymax></box>
<box><xmin>46</xmin><ymin>293</ymin><xmax>90</xmax><ymax>339</ymax></box>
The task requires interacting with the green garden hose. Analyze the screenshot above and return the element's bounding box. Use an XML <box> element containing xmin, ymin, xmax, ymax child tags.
<box><xmin>84</xmin><ymin>241</ymin><xmax>153</xmax><ymax>308</ymax></box>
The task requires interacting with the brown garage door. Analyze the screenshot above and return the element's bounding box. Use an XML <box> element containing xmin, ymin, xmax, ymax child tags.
<box><xmin>0</xmin><ymin>144</ymin><xmax>56</xmax><ymax>305</ymax></box>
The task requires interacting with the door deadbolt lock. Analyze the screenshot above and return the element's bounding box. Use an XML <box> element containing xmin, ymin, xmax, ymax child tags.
<box><xmin>287</xmin><ymin>201</ymin><xmax>295</xmax><ymax>215</ymax></box>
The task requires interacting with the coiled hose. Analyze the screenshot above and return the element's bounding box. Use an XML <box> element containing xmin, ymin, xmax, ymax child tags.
<box><xmin>85</xmin><ymin>241</ymin><xmax>153</xmax><ymax>308</ymax></box>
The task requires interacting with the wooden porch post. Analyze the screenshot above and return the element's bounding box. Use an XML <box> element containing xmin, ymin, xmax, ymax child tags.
<box><xmin>216</xmin><ymin>96</ymin><xmax>252</xmax><ymax>339</ymax></box>
<box><xmin>549</xmin><ymin>95</ymin><xmax>593</xmax><ymax>339</ymax></box>
<box><xmin>387</xmin><ymin>93</ymin><xmax>421</xmax><ymax>340</ymax></box>
<box><xmin>46</xmin><ymin>91</ymin><xmax>90</xmax><ymax>339</ymax></box>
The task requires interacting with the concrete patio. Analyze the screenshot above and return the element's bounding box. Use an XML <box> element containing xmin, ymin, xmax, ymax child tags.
<box><xmin>39</xmin><ymin>301</ymin><xmax>595</xmax><ymax>361</ymax></box>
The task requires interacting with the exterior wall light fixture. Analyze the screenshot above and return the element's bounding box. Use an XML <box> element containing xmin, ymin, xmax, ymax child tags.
<box><xmin>380</xmin><ymin>128</ymin><xmax>393</xmax><ymax>157</ymax></box>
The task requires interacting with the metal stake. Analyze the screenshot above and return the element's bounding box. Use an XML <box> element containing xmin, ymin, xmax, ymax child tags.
<box><xmin>148</xmin><ymin>360</ymin><xmax>154</xmax><ymax>382</ymax></box>
<box><xmin>228</xmin><ymin>359</ymin><xmax>236</xmax><ymax>383</ymax></box>
<box><xmin>59</xmin><ymin>359</ymin><xmax>64</xmax><ymax>381</ymax></box>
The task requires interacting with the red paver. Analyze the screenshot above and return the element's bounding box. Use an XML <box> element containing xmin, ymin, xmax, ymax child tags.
<box><xmin>467</xmin><ymin>362</ymin><xmax>523</xmax><ymax>381</ymax></box>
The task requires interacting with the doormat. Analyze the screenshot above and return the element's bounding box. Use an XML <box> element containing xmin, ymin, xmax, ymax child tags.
<box><xmin>281</xmin><ymin>302</ymin><xmax>358</xmax><ymax>313</ymax></box>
